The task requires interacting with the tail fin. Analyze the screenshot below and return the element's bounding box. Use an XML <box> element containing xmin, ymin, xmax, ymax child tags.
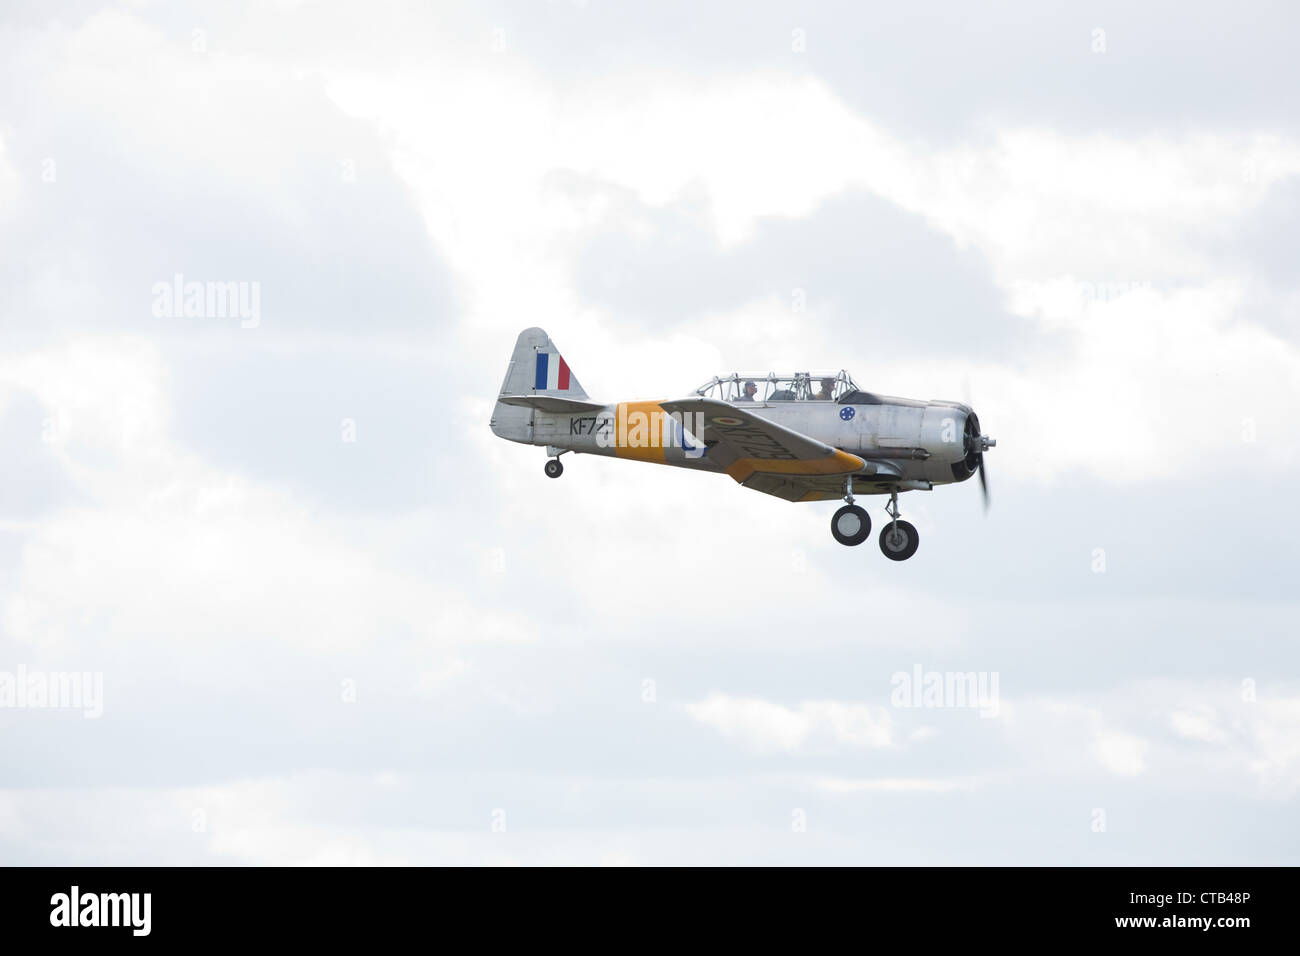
<box><xmin>491</xmin><ymin>328</ymin><xmax>590</xmax><ymax>444</ymax></box>
<box><xmin>498</xmin><ymin>327</ymin><xmax>588</xmax><ymax>400</ymax></box>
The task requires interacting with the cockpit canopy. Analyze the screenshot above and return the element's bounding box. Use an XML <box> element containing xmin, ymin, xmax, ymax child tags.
<box><xmin>695</xmin><ymin>370</ymin><xmax>860</xmax><ymax>403</ymax></box>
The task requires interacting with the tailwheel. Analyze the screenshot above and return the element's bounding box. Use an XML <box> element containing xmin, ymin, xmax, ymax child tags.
<box><xmin>831</xmin><ymin>504</ymin><xmax>871</xmax><ymax>546</ymax></box>
<box><xmin>879</xmin><ymin>520</ymin><xmax>919</xmax><ymax>561</ymax></box>
<box><xmin>544</xmin><ymin>458</ymin><xmax>564</xmax><ymax>479</ymax></box>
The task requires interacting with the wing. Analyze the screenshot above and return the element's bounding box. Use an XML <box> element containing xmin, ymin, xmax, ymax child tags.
<box><xmin>658</xmin><ymin>397</ymin><xmax>866</xmax><ymax>498</ymax></box>
<box><xmin>738</xmin><ymin>472</ymin><xmax>846</xmax><ymax>502</ymax></box>
<box><xmin>729</xmin><ymin>464</ymin><xmax>905</xmax><ymax>502</ymax></box>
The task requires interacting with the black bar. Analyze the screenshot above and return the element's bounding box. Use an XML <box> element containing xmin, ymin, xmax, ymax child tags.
<box><xmin>0</xmin><ymin>866</ymin><xmax>1286</xmax><ymax>943</ymax></box>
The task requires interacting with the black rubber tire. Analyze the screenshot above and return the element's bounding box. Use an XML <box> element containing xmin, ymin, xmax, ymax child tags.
<box><xmin>544</xmin><ymin>459</ymin><xmax>564</xmax><ymax>478</ymax></box>
<box><xmin>830</xmin><ymin>504</ymin><xmax>871</xmax><ymax>546</ymax></box>
<box><xmin>879</xmin><ymin>520</ymin><xmax>919</xmax><ymax>561</ymax></box>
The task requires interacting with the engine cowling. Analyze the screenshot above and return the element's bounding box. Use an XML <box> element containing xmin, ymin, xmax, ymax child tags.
<box><xmin>950</xmin><ymin>412</ymin><xmax>982</xmax><ymax>482</ymax></box>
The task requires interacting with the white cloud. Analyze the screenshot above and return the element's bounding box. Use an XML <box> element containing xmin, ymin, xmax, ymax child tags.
<box><xmin>0</xmin><ymin>337</ymin><xmax>531</xmax><ymax>663</ymax></box>
<box><xmin>956</xmin><ymin>278</ymin><xmax>1300</xmax><ymax>483</ymax></box>
<box><xmin>1089</xmin><ymin>730</ymin><xmax>1149</xmax><ymax>777</ymax></box>
<box><xmin>1000</xmin><ymin>697</ymin><xmax>1151</xmax><ymax>777</ymax></box>
<box><xmin>1168</xmin><ymin>705</ymin><xmax>1229</xmax><ymax>744</ymax></box>
<box><xmin>686</xmin><ymin>694</ymin><xmax>894</xmax><ymax>753</ymax></box>
<box><xmin>1247</xmin><ymin>700</ymin><xmax>1300</xmax><ymax>794</ymax></box>
<box><xmin>1002</xmin><ymin>684</ymin><xmax>1300</xmax><ymax>792</ymax></box>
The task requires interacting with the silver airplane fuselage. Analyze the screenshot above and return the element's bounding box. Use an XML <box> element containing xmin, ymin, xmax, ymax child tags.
<box><xmin>508</xmin><ymin>393</ymin><xmax>988</xmax><ymax>494</ymax></box>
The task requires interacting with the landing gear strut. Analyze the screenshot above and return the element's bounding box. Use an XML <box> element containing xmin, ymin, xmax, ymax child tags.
<box><xmin>878</xmin><ymin>490</ymin><xmax>919</xmax><ymax>561</ymax></box>
<box><xmin>831</xmin><ymin>474</ymin><xmax>871</xmax><ymax>546</ymax></box>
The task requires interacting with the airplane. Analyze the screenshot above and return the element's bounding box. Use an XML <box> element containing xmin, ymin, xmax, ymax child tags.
<box><xmin>489</xmin><ymin>328</ymin><xmax>996</xmax><ymax>561</ymax></box>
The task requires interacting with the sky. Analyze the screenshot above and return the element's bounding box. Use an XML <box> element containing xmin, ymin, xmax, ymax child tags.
<box><xmin>1</xmin><ymin>0</ymin><xmax>1298</xmax><ymax>865</ymax></box>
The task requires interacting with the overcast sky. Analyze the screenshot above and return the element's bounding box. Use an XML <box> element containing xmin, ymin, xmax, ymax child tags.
<box><xmin>2</xmin><ymin>1</ymin><xmax>1298</xmax><ymax>864</ymax></box>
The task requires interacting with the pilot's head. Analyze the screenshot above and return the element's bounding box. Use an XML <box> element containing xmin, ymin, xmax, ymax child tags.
<box><xmin>820</xmin><ymin>377</ymin><xmax>835</xmax><ymax>393</ymax></box>
<box><xmin>743</xmin><ymin>380</ymin><xmax>757</xmax><ymax>399</ymax></box>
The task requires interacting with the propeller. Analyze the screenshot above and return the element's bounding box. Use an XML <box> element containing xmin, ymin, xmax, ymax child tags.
<box><xmin>962</xmin><ymin>407</ymin><xmax>994</xmax><ymax>512</ymax></box>
<box><xmin>977</xmin><ymin>448</ymin><xmax>989</xmax><ymax>511</ymax></box>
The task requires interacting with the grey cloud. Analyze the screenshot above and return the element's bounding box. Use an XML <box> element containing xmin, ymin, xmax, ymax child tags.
<box><xmin>483</xmin><ymin>0</ymin><xmax>1300</xmax><ymax>142</ymax></box>
<box><xmin>1202</xmin><ymin>175</ymin><xmax>1300</xmax><ymax>344</ymax></box>
<box><xmin>0</xmin><ymin>44</ymin><xmax>455</xmax><ymax>346</ymax></box>
<box><xmin>168</xmin><ymin>345</ymin><xmax>452</xmax><ymax>514</ymax></box>
<box><xmin>562</xmin><ymin>175</ymin><xmax>1034</xmax><ymax>359</ymax></box>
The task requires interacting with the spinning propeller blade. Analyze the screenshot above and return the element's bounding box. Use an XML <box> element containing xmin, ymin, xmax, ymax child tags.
<box><xmin>978</xmin><ymin>452</ymin><xmax>989</xmax><ymax>511</ymax></box>
<box><xmin>963</xmin><ymin>378</ymin><xmax>992</xmax><ymax>514</ymax></box>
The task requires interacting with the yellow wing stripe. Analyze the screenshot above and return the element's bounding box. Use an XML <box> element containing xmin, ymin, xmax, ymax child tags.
<box><xmin>726</xmin><ymin>449</ymin><xmax>865</xmax><ymax>484</ymax></box>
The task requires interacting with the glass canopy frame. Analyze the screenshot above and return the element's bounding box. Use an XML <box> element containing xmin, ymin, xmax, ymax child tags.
<box><xmin>694</xmin><ymin>370</ymin><xmax>860</xmax><ymax>404</ymax></box>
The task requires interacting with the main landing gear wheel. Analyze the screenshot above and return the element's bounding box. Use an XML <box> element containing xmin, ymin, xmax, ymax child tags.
<box><xmin>879</xmin><ymin>520</ymin><xmax>919</xmax><ymax>561</ymax></box>
<box><xmin>544</xmin><ymin>458</ymin><xmax>564</xmax><ymax>479</ymax></box>
<box><xmin>878</xmin><ymin>490</ymin><xmax>919</xmax><ymax>561</ymax></box>
<box><xmin>831</xmin><ymin>504</ymin><xmax>871</xmax><ymax>546</ymax></box>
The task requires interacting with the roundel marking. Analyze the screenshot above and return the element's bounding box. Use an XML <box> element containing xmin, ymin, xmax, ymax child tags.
<box><xmin>712</xmin><ymin>416</ymin><xmax>744</xmax><ymax>426</ymax></box>
<box><xmin>839</xmin><ymin>406</ymin><xmax>856</xmax><ymax>421</ymax></box>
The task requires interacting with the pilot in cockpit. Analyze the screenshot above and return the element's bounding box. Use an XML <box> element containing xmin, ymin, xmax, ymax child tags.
<box><xmin>815</xmin><ymin>376</ymin><xmax>836</xmax><ymax>400</ymax></box>
<box><xmin>737</xmin><ymin>380</ymin><xmax>758</xmax><ymax>402</ymax></box>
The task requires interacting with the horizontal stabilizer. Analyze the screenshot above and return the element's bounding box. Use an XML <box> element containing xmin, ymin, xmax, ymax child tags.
<box><xmin>498</xmin><ymin>394</ymin><xmax>606</xmax><ymax>414</ymax></box>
